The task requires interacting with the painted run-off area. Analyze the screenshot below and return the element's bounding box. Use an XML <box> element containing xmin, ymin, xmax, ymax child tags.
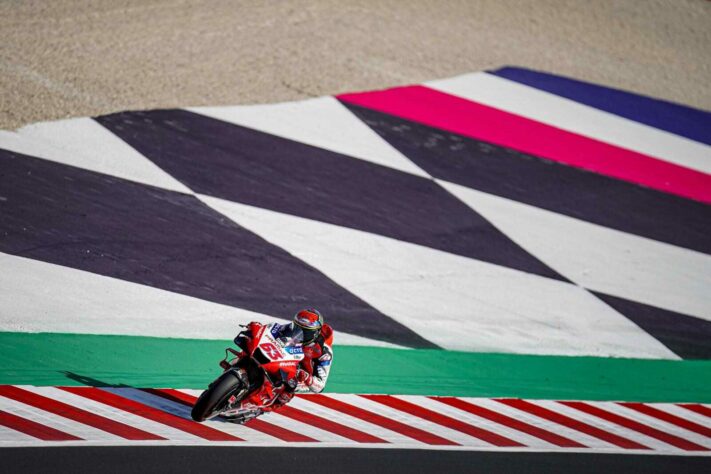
<box><xmin>2</xmin><ymin>69</ymin><xmax>710</xmax><ymax>361</ymax></box>
<box><xmin>1</xmin><ymin>68</ymin><xmax>710</xmax><ymax>421</ymax></box>
<box><xmin>1</xmin><ymin>333</ymin><xmax>710</xmax><ymax>403</ymax></box>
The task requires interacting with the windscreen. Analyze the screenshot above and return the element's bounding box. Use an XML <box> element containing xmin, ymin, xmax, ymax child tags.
<box><xmin>277</xmin><ymin>322</ymin><xmax>304</xmax><ymax>344</ymax></box>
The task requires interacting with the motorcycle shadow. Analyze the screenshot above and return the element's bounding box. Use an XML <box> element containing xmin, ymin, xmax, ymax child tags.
<box><xmin>60</xmin><ymin>371</ymin><xmax>134</xmax><ymax>388</ymax></box>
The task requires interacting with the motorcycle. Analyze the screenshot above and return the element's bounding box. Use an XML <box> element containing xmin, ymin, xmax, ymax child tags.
<box><xmin>191</xmin><ymin>321</ymin><xmax>312</xmax><ymax>423</ymax></box>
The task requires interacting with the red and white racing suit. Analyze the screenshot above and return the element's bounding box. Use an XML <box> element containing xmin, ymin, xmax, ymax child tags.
<box><xmin>295</xmin><ymin>323</ymin><xmax>334</xmax><ymax>394</ymax></box>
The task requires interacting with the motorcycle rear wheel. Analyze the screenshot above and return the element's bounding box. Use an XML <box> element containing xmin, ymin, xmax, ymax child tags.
<box><xmin>191</xmin><ymin>370</ymin><xmax>243</xmax><ymax>422</ymax></box>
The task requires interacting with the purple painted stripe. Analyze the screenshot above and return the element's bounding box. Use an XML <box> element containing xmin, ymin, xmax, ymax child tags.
<box><xmin>594</xmin><ymin>293</ymin><xmax>711</xmax><ymax>360</ymax></box>
<box><xmin>95</xmin><ymin>109</ymin><xmax>565</xmax><ymax>281</ymax></box>
<box><xmin>491</xmin><ymin>67</ymin><xmax>711</xmax><ymax>146</ymax></box>
<box><xmin>0</xmin><ymin>149</ymin><xmax>432</xmax><ymax>348</ymax></box>
<box><xmin>343</xmin><ymin>103</ymin><xmax>711</xmax><ymax>256</ymax></box>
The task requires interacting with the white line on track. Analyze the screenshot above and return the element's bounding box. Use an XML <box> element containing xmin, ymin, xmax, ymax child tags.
<box><xmin>1</xmin><ymin>439</ymin><xmax>710</xmax><ymax>456</ymax></box>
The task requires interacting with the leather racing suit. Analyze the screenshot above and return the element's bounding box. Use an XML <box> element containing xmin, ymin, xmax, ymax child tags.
<box><xmin>294</xmin><ymin>322</ymin><xmax>334</xmax><ymax>394</ymax></box>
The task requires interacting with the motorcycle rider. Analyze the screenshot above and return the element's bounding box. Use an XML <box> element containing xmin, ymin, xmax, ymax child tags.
<box><xmin>233</xmin><ymin>308</ymin><xmax>333</xmax><ymax>415</ymax></box>
<box><xmin>292</xmin><ymin>308</ymin><xmax>334</xmax><ymax>393</ymax></box>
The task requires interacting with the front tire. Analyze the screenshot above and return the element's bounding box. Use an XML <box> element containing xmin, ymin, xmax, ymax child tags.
<box><xmin>191</xmin><ymin>371</ymin><xmax>243</xmax><ymax>422</ymax></box>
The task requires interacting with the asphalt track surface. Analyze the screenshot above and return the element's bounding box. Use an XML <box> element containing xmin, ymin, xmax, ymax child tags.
<box><xmin>4</xmin><ymin>447</ymin><xmax>711</xmax><ymax>474</ymax></box>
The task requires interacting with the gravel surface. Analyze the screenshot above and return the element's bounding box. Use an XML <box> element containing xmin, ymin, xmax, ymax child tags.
<box><xmin>1</xmin><ymin>0</ymin><xmax>709</xmax><ymax>130</ymax></box>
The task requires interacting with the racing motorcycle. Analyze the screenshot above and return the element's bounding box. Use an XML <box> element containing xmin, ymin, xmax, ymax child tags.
<box><xmin>191</xmin><ymin>321</ymin><xmax>312</xmax><ymax>423</ymax></box>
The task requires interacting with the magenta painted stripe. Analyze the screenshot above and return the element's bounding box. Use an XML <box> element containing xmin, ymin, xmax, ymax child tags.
<box><xmin>338</xmin><ymin>86</ymin><xmax>711</xmax><ymax>204</ymax></box>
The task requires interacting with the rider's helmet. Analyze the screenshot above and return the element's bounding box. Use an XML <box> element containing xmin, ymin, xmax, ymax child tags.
<box><xmin>293</xmin><ymin>308</ymin><xmax>323</xmax><ymax>344</ymax></box>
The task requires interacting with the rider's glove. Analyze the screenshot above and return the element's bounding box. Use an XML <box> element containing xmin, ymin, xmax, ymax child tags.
<box><xmin>296</xmin><ymin>368</ymin><xmax>312</xmax><ymax>386</ymax></box>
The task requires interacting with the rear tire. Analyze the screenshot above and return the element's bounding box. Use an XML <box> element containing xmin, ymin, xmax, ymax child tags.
<box><xmin>191</xmin><ymin>371</ymin><xmax>243</xmax><ymax>422</ymax></box>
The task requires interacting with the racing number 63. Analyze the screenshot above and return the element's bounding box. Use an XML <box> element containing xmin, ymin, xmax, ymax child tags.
<box><xmin>260</xmin><ymin>342</ymin><xmax>281</xmax><ymax>359</ymax></box>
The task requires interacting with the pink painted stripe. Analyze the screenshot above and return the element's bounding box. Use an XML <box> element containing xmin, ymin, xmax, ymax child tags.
<box><xmin>338</xmin><ymin>86</ymin><xmax>711</xmax><ymax>204</ymax></box>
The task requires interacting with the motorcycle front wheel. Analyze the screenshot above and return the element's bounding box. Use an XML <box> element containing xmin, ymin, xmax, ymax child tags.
<box><xmin>191</xmin><ymin>370</ymin><xmax>243</xmax><ymax>422</ymax></box>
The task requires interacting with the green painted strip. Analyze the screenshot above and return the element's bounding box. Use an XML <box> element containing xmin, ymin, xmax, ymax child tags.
<box><xmin>1</xmin><ymin>332</ymin><xmax>710</xmax><ymax>402</ymax></box>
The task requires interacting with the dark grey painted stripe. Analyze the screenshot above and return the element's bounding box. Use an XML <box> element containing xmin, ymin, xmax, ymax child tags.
<box><xmin>0</xmin><ymin>149</ymin><xmax>435</xmax><ymax>348</ymax></box>
<box><xmin>4</xmin><ymin>447</ymin><xmax>710</xmax><ymax>474</ymax></box>
<box><xmin>343</xmin><ymin>103</ymin><xmax>711</xmax><ymax>255</ymax></box>
<box><xmin>95</xmin><ymin>109</ymin><xmax>565</xmax><ymax>281</ymax></box>
<box><xmin>594</xmin><ymin>293</ymin><xmax>711</xmax><ymax>360</ymax></box>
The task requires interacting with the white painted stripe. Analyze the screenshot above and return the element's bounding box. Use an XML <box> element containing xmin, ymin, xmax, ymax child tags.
<box><xmin>171</xmin><ymin>391</ymin><xmax>356</xmax><ymax>444</ymax></box>
<box><xmin>0</xmin><ymin>252</ymin><xmax>398</xmax><ymax>348</ymax></box>
<box><xmin>189</xmin><ymin>97</ymin><xmax>430</xmax><ymax>177</ymax></box>
<box><xmin>469</xmin><ymin>398</ymin><xmax>610</xmax><ymax>449</ymax></box>
<box><xmin>176</xmin><ymin>389</ymin><xmax>204</xmax><ymax>398</ymax></box>
<box><xmin>0</xmin><ymin>395</ymin><xmax>121</xmax><ymax>441</ymax></box>
<box><xmin>0</xmin><ymin>424</ymin><xmax>35</xmax><ymax>442</ymax></box>
<box><xmin>178</xmin><ymin>387</ymin><xmax>331</xmax><ymax>443</ymax></box>
<box><xmin>168</xmin><ymin>390</ymin><xmax>331</xmax><ymax>444</ymax></box>
<box><xmin>401</xmin><ymin>395</ymin><xmax>552</xmax><ymax>448</ymax></box>
<box><xmin>1</xmin><ymin>118</ymin><xmax>192</xmax><ymax>193</ymax></box>
<box><xmin>197</xmin><ymin>417</ymin><xmax>286</xmax><ymax>444</ymax></box>
<box><xmin>200</xmin><ymin>194</ymin><xmax>677</xmax><ymax>359</ymax></box>
<box><xmin>538</xmin><ymin>400</ymin><xmax>674</xmax><ymax>451</ymax></box>
<box><xmin>0</xmin><ymin>389</ymin><xmax>708</xmax><ymax>455</ymax></box>
<box><xmin>290</xmin><ymin>396</ymin><xmax>419</xmax><ymax>445</ymax></box>
<box><xmin>602</xmin><ymin>401</ymin><xmax>711</xmax><ymax>449</ymax></box>
<box><xmin>102</xmin><ymin>388</ymin><xmax>276</xmax><ymax>443</ymax></box>
<box><xmin>608</xmin><ymin>402</ymin><xmax>711</xmax><ymax>449</ymax></box>
<box><xmin>25</xmin><ymin>387</ymin><xmax>201</xmax><ymax>442</ymax></box>
<box><xmin>263</xmin><ymin>411</ymin><xmax>355</xmax><ymax>444</ymax></box>
<box><xmin>177</xmin><ymin>389</ymin><xmax>711</xmax><ymax>446</ymax></box>
<box><xmin>329</xmin><ymin>394</ymin><xmax>488</xmax><ymax>447</ymax></box>
<box><xmin>654</xmin><ymin>403</ymin><xmax>711</xmax><ymax>429</ymax></box>
<box><xmin>427</xmin><ymin>72</ymin><xmax>711</xmax><ymax>175</ymax></box>
<box><xmin>439</xmin><ymin>180</ymin><xmax>711</xmax><ymax>321</ymax></box>
<box><xmin>201</xmin><ymin>412</ymin><xmax>290</xmax><ymax>443</ymax></box>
